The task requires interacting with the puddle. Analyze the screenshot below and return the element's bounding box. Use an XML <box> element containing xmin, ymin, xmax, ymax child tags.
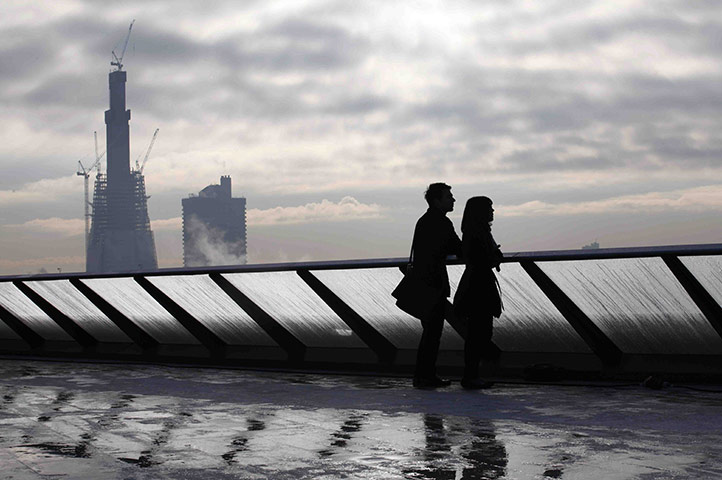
<box><xmin>2</xmin><ymin>360</ymin><xmax>722</xmax><ymax>478</ymax></box>
<box><xmin>15</xmin><ymin>441</ymin><xmax>91</xmax><ymax>459</ymax></box>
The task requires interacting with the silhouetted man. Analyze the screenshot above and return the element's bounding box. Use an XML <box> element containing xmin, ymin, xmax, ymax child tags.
<box><xmin>412</xmin><ymin>182</ymin><xmax>462</xmax><ymax>388</ymax></box>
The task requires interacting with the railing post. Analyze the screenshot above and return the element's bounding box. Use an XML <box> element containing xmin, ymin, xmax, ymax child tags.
<box><xmin>0</xmin><ymin>302</ymin><xmax>45</xmax><ymax>349</ymax></box>
<box><xmin>662</xmin><ymin>255</ymin><xmax>722</xmax><ymax>341</ymax></box>
<box><xmin>14</xmin><ymin>281</ymin><xmax>97</xmax><ymax>349</ymax></box>
<box><xmin>521</xmin><ymin>261</ymin><xmax>623</xmax><ymax>366</ymax></box>
<box><xmin>298</xmin><ymin>269</ymin><xmax>397</xmax><ymax>364</ymax></box>
<box><xmin>210</xmin><ymin>273</ymin><xmax>306</xmax><ymax>362</ymax></box>
<box><xmin>134</xmin><ymin>276</ymin><xmax>228</xmax><ymax>358</ymax></box>
<box><xmin>69</xmin><ymin>278</ymin><xmax>159</xmax><ymax>352</ymax></box>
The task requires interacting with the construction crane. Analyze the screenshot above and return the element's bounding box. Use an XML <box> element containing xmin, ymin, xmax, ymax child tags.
<box><xmin>77</xmin><ymin>131</ymin><xmax>105</xmax><ymax>253</ymax></box>
<box><xmin>134</xmin><ymin>128</ymin><xmax>159</xmax><ymax>174</ymax></box>
<box><xmin>111</xmin><ymin>19</ymin><xmax>135</xmax><ymax>72</ymax></box>
<box><xmin>94</xmin><ymin>129</ymin><xmax>103</xmax><ymax>175</ymax></box>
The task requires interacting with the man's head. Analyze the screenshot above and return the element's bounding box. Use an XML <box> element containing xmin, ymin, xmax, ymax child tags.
<box><xmin>425</xmin><ymin>182</ymin><xmax>455</xmax><ymax>213</ymax></box>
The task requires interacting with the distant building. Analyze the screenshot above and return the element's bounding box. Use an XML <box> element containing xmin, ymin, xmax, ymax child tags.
<box><xmin>582</xmin><ymin>241</ymin><xmax>600</xmax><ymax>250</ymax></box>
<box><xmin>87</xmin><ymin>64</ymin><xmax>157</xmax><ymax>273</ymax></box>
<box><xmin>182</xmin><ymin>176</ymin><xmax>247</xmax><ymax>267</ymax></box>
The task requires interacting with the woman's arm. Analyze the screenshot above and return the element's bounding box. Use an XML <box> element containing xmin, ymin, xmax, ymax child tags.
<box><xmin>488</xmin><ymin>231</ymin><xmax>503</xmax><ymax>270</ymax></box>
<box><xmin>464</xmin><ymin>230</ymin><xmax>502</xmax><ymax>270</ymax></box>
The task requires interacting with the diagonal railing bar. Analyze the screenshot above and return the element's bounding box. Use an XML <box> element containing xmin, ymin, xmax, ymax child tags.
<box><xmin>521</xmin><ymin>261</ymin><xmax>623</xmax><ymax>366</ymax></box>
<box><xmin>134</xmin><ymin>275</ymin><xmax>227</xmax><ymax>357</ymax></box>
<box><xmin>69</xmin><ymin>278</ymin><xmax>159</xmax><ymax>351</ymax></box>
<box><xmin>209</xmin><ymin>273</ymin><xmax>306</xmax><ymax>361</ymax></box>
<box><xmin>0</xmin><ymin>302</ymin><xmax>45</xmax><ymax>348</ymax></box>
<box><xmin>662</xmin><ymin>255</ymin><xmax>722</xmax><ymax>341</ymax></box>
<box><xmin>14</xmin><ymin>281</ymin><xmax>97</xmax><ymax>348</ymax></box>
<box><xmin>298</xmin><ymin>269</ymin><xmax>397</xmax><ymax>364</ymax></box>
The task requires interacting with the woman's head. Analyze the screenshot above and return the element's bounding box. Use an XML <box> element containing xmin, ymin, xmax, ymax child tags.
<box><xmin>461</xmin><ymin>196</ymin><xmax>494</xmax><ymax>233</ymax></box>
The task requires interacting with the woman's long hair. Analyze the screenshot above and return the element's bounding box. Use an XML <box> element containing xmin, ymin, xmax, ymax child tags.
<box><xmin>461</xmin><ymin>196</ymin><xmax>493</xmax><ymax>235</ymax></box>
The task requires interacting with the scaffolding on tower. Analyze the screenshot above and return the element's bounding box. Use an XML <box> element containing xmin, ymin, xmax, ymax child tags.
<box><xmin>86</xmin><ymin>20</ymin><xmax>157</xmax><ymax>273</ymax></box>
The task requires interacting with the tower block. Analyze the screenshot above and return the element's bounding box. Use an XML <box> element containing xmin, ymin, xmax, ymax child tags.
<box><xmin>86</xmin><ymin>69</ymin><xmax>157</xmax><ymax>273</ymax></box>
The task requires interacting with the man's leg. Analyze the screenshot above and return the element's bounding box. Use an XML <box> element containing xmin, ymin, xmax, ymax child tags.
<box><xmin>414</xmin><ymin>301</ymin><xmax>446</xmax><ymax>383</ymax></box>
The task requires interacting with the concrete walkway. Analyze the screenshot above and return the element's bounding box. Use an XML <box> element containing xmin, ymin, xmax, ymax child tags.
<box><xmin>1</xmin><ymin>359</ymin><xmax>721</xmax><ymax>479</ymax></box>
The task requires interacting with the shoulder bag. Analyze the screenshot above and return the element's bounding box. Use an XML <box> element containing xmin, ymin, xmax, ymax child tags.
<box><xmin>391</xmin><ymin>237</ymin><xmax>443</xmax><ymax>321</ymax></box>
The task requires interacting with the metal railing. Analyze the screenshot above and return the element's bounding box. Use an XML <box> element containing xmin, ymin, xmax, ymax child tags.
<box><xmin>0</xmin><ymin>243</ymin><xmax>720</xmax><ymax>376</ymax></box>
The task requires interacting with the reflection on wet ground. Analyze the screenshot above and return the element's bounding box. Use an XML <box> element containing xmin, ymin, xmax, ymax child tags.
<box><xmin>1</xmin><ymin>360</ymin><xmax>721</xmax><ymax>479</ymax></box>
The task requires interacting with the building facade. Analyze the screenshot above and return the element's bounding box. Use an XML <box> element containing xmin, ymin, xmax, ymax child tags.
<box><xmin>182</xmin><ymin>176</ymin><xmax>247</xmax><ymax>267</ymax></box>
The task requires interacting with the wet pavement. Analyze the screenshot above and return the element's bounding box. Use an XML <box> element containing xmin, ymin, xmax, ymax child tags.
<box><xmin>1</xmin><ymin>359</ymin><xmax>721</xmax><ymax>479</ymax></box>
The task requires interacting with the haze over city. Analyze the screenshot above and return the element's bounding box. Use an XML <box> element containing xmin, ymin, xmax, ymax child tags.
<box><xmin>1</xmin><ymin>0</ymin><xmax>721</xmax><ymax>275</ymax></box>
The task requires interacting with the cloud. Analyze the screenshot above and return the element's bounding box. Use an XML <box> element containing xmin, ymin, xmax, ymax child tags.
<box><xmin>5</xmin><ymin>217</ymin><xmax>84</xmax><ymax>237</ymax></box>
<box><xmin>0</xmin><ymin>35</ymin><xmax>59</xmax><ymax>86</ymax></box>
<box><xmin>150</xmin><ymin>197</ymin><xmax>384</xmax><ymax>233</ymax></box>
<box><xmin>0</xmin><ymin>176</ymin><xmax>80</xmax><ymax>206</ymax></box>
<box><xmin>5</xmin><ymin>2</ymin><xmax>722</xmax><ymax>187</ymax></box>
<box><xmin>151</xmin><ymin>217</ymin><xmax>182</xmax><ymax>231</ymax></box>
<box><xmin>20</xmin><ymin>73</ymin><xmax>104</xmax><ymax>109</ymax></box>
<box><xmin>0</xmin><ymin>255</ymin><xmax>85</xmax><ymax>273</ymax></box>
<box><xmin>248</xmin><ymin>196</ymin><xmax>385</xmax><ymax>225</ymax></box>
<box><xmin>501</xmin><ymin>184</ymin><xmax>722</xmax><ymax>217</ymax></box>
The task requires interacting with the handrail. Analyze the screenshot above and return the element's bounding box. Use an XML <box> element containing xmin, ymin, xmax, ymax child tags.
<box><xmin>1</xmin><ymin>243</ymin><xmax>720</xmax><ymax>282</ymax></box>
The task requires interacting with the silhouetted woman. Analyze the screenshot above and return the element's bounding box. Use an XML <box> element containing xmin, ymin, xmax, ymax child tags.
<box><xmin>454</xmin><ymin>196</ymin><xmax>503</xmax><ymax>389</ymax></box>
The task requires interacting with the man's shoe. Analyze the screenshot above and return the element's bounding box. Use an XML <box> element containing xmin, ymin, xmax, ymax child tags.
<box><xmin>413</xmin><ymin>376</ymin><xmax>452</xmax><ymax>389</ymax></box>
<box><xmin>461</xmin><ymin>378</ymin><xmax>494</xmax><ymax>390</ymax></box>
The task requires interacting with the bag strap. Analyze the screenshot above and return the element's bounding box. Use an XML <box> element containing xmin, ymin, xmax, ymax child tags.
<box><xmin>408</xmin><ymin>227</ymin><xmax>417</xmax><ymax>265</ymax></box>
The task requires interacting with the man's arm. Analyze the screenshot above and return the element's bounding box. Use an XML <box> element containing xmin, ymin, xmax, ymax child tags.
<box><xmin>445</xmin><ymin>218</ymin><xmax>463</xmax><ymax>259</ymax></box>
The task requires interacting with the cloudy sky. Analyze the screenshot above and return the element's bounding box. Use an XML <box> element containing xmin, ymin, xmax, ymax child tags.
<box><xmin>1</xmin><ymin>0</ymin><xmax>721</xmax><ymax>274</ymax></box>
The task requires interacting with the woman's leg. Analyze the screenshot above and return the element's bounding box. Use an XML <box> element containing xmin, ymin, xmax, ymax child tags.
<box><xmin>464</xmin><ymin>313</ymin><xmax>493</xmax><ymax>381</ymax></box>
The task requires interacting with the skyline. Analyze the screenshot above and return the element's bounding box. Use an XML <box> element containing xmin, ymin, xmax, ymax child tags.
<box><xmin>1</xmin><ymin>0</ymin><xmax>721</xmax><ymax>274</ymax></box>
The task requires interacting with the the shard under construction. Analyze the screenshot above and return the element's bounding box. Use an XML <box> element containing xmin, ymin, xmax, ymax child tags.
<box><xmin>86</xmin><ymin>42</ymin><xmax>157</xmax><ymax>273</ymax></box>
